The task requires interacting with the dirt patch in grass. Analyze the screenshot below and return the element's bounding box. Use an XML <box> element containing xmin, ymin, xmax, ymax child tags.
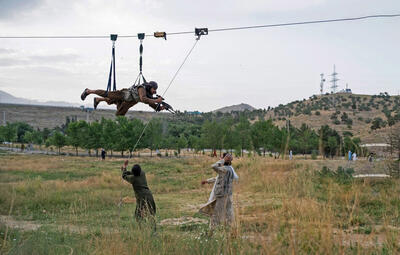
<box><xmin>0</xmin><ymin>215</ymin><xmax>41</xmax><ymax>231</ymax></box>
<box><xmin>159</xmin><ymin>217</ymin><xmax>208</xmax><ymax>226</ymax></box>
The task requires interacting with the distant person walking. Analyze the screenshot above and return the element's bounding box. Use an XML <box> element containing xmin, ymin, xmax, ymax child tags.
<box><xmin>368</xmin><ymin>153</ymin><xmax>373</xmax><ymax>162</ymax></box>
<box><xmin>352</xmin><ymin>152</ymin><xmax>357</xmax><ymax>161</ymax></box>
<box><xmin>121</xmin><ymin>160</ymin><xmax>156</xmax><ymax>224</ymax></box>
<box><xmin>289</xmin><ymin>150</ymin><xmax>293</xmax><ymax>160</ymax></box>
<box><xmin>348</xmin><ymin>150</ymin><xmax>352</xmax><ymax>161</ymax></box>
<box><xmin>101</xmin><ymin>148</ymin><xmax>106</xmax><ymax>160</ymax></box>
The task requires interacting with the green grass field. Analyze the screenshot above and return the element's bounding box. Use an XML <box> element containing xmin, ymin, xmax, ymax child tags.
<box><xmin>0</xmin><ymin>151</ymin><xmax>399</xmax><ymax>254</ymax></box>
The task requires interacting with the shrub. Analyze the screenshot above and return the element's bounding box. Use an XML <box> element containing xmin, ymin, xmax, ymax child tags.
<box><xmin>311</xmin><ymin>150</ymin><xmax>318</xmax><ymax>160</ymax></box>
<box><xmin>317</xmin><ymin>166</ymin><xmax>354</xmax><ymax>185</ymax></box>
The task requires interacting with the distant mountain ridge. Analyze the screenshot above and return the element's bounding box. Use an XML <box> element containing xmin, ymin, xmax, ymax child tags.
<box><xmin>213</xmin><ymin>103</ymin><xmax>256</xmax><ymax>113</ymax></box>
<box><xmin>0</xmin><ymin>90</ymin><xmax>78</xmax><ymax>107</ymax></box>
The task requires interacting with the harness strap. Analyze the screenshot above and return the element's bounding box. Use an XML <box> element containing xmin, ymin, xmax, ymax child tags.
<box><xmin>106</xmin><ymin>35</ymin><xmax>117</xmax><ymax>94</ymax></box>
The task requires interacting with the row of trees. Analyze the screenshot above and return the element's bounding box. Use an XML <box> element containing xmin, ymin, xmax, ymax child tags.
<box><xmin>0</xmin><ymin>117</ymin><xmax>362</xmax><ymax>158</ymax></box>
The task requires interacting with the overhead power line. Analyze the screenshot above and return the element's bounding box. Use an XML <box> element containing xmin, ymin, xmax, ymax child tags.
<box><xmin>0</xmin><ymin>14</ymin><xmax>399</xmax><ymax>39</ymax></box>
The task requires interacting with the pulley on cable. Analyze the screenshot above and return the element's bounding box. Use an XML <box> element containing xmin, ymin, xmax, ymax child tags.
<box><xmin>106</xmin><ymin>34</ymin><xmax>118</xmax><ymax>95</ymax></box>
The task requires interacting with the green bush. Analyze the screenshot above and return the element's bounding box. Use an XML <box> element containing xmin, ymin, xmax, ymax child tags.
<box><xmin>316</xmin><ymin>166</ymin><xmax>354</xmax><ymax>185</ymax></box>
<box><xmin>311</xmin><ymin>150</ymin><xmax>318</xmax><ymax>160</ymax></box>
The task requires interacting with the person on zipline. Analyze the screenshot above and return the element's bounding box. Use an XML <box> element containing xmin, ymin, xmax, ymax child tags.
<box><xmin>80</xmin><ymin>81</ymin><xmax>164</xmax><ymax>116</ymax></box>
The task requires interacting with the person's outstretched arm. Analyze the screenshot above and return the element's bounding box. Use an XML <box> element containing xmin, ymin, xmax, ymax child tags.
<box><xmin>121</xmin><ymin>160</ymin><xmax>134</xmax><ymax>183</ymax></box>
<box><xmin>138</xmin><ymin>87</ymin><xmax>162</xmax><ymax>109</ymax></box>
<box><xmin>201</xmin><ymin>176</ymin><xmax>217</xmax><ymax>185</ymax></box>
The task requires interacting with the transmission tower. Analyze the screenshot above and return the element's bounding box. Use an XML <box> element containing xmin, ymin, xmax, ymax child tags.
<box><xmin>320</xmin><ymin>73</ymin><xmax>325</xmax><ymax>95</ymax></box>
<box><xmin>330</xmin><ymin>65</ymin><xmax>339</xmax><ymax>93</ymax></box>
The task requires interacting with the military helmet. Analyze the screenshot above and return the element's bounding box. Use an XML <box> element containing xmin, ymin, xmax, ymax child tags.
<box><xmin>144</xmin><ymin>81</ymin><xmax>158</xmax><ymax>90</ymax></box>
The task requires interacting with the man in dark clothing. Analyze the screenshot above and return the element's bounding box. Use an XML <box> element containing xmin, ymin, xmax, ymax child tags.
<box><xmin>121</xmin><ymin>160</ymin><xmax>156</xmax><ymax>221</ymax></box>
<box><xmin>81</xmin><ymin>81</ymin><xmax>165</xmax><ymax>116</ymax></box>
<box><xmin>101</xmin><ymin>148</ymin><xmax>106</xmax><ymax>160</ymax></box>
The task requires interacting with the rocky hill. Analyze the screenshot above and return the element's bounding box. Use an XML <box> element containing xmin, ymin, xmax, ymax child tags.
<box><xmin>213</xmin><ymin>103</ymin><xmax>256</xmax><ymax>113</ymax></box>
<box><xmin>265</xmin><ymin>92</ymin><xmax>400</xmax><ymax>143</ymax></box>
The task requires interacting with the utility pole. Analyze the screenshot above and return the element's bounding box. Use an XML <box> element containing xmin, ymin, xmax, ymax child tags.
<box><xmin>330</xmin><ymin>64</ymin><xmax>339</xmax><ymax>93</ymax></box>
<box><xmin>86</xmin><ymin>110</ymin><xmax>89</xmax><ymax>123</ymax></box>
<box><xmin>320</xmin><ymin>73</ymin><xmax>325</xmax><ymax>95</ymax></box>
<box><xmin>283</xmin><ymin>119</ymin><xmax>290</xmax><ymax>159</ymax></box>
<box><xmin>330</xmin><ymin>65</ymin><xmax>339</xmax><ymax>109</ymax></box>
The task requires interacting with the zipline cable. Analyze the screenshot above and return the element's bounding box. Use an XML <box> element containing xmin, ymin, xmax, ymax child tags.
<box><xmin>130</xmin><ymin>39</ymin><xmax>200</xmax><ymax>153</ymax></box>
<box><xmin>0</xmin><ymin>14</ymin><xmax>399</xmax><ymax>39</ymax></box>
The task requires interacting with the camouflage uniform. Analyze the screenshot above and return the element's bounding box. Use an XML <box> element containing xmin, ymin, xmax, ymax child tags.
<box><xmin>91</xmin><ymin>84</ymin><xmax>158</xmax><ymax>116</ymax></box>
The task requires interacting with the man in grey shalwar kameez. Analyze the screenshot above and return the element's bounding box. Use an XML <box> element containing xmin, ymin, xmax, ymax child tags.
<box><xmin>199</xmin><ymin>154</ymin><xmax>237</xmax><ymax>229</ymax></box>
<box><xmin>201</xmin><ymin>153</ymin><xmax>239</xmax><ymax>204</ymax></box>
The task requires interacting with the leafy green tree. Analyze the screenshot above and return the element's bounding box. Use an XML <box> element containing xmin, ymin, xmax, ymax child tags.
<box><xmin>327</xmin><ymin>136</ymin><xmax>338</xmax><ymax>158</ymax></box>
<box><xmin>189</xmin><ymin>135</ymin><xmax>201</xmax><ymax>153</ymax></box>
<box><xmin>66</xmin><ymin>121</ymin><xmax>86</xmax><ymax>156</ymax></box>
<box><xmin>297</xmin><ymin>124</ymin><xmax>318</xmax><ymax>157</ymax></box>
<box><xmin>176</xmin><ymin>134</ymin><xmax>188</xmax><ymax>155</ymax></box>
<box><xmin>146</xmin><ymin>119</ymin><xmax>162</xmax><ymax>157</ymax></box>
<box><xmin>270</xmin><ymin>126</ymin><xmax>284</xmax><ymax>158</ymax></box>
<box><xmin>87</xmin><ymin>121</ymin><xmax>103</xmax><ymax>157</ymax></box>
<box><xmin>223</xmin><ymin>125</ymin><xmax>238</xmax><ymax>155</ymax></box>
<box><xmin>234</xmin><ymin>117</ymin><xmax>252</xmax><ymax>157</ymax></box>
<box><xmin>42</xmin><ymin>128</ymin><xmax>51</xmax><ymax>141</ymax></box>
<box><xmin>318</xmin><ymin>125</ymin><xmax>340</xmax><ymax>158</ymax></box>
<box><xmin>201</xmin><ymin>120</ymin><xmax>225</xmax><ymax>157</ymax></box>
<box><xmin>101</xmin><ymin>118</ymin><xmax>117</xmax><ymax>157</ymax></box>
<box><xmin>32</xmin><ymin>130</ymin><xmax>44</xmax><ymax>149</ymax></box>
<box><xmin>251</xmin><ymin>120</ymin><xmax>273</xmax><ymax>156</ymax></box>
<box><xmin>126</xmin><ymin>118</ymin><xmax>145</xmax><ymax>157</ymax></box>
<box><xmin>49</xmin><ymin>131</ymin><xmax>66</xmax><ymax>154</ymax></box>
<box><xmin>75</xmin><ymin>121</ymin><xmax>90</xmax><ymax>155</ymax></box>
<box><xmin>12</xmin><ymin>122</ymin><xmax>34</xmax><ymax>143</ymax></box>
<box><xmin>0</xmin><ymin>126</ymin><xmax>5</xmax><ymax>142</ymax></box>
<box><xmin>2</xmin><ymin>123</ymin><xmax>17</xmax><ymax>147</ymax></box>
<box><xmin>22</xmin><ymin>131</ymin><xmax>34</xmax><ymax>144</ymax></box>
<box><xmin>114</xmin><ymin>117</ymin><xmax>131</xmax><ymax>157</ymax></box>
<box><xmin>161</xmin><ymin>135</ymin><xmax>175</xmax><ymax>156</ymax></box>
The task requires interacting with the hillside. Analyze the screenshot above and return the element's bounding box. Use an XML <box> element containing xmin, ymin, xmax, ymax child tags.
<box><xmin>265</xmin><ymin>92</ymin><xmax>400</xmax><ymax>143</ymax></box>
<box><xmin>213</xmin><ymin>103</ymin><xmax>256</xmax><ymax>113</ymax></box>
<box><xmin>0</xmin><ymin>103</ymin><xmax>172</xmax><ymax>130</ymax></box>
<box><xmin>0</xmin><ymin>90</ymin><xmax>78</xmax><ymax>107</ymax></box>
<box><xmin>1</xmin><ymin>92</ymin><xmax>399</xmax><ymax>144</ymax></box>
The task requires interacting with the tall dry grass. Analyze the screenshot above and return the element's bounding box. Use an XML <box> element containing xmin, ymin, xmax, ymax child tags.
<box><xmin>1</xmin><ymin>153</ymin><xmax>400</xmax><ymax>254</ymax></box>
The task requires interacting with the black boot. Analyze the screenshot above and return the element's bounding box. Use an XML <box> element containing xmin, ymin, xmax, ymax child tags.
<box><xmin>81</xmin><ymin>88</ymin><xmax>89</xmax><ymax>100</ymax></box>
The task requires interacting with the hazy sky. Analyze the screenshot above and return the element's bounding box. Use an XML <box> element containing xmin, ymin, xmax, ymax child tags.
<box><xmin>0</xmin><ymin>0</ymin><xmax>399</xmax><ymax>112</ymax></box>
